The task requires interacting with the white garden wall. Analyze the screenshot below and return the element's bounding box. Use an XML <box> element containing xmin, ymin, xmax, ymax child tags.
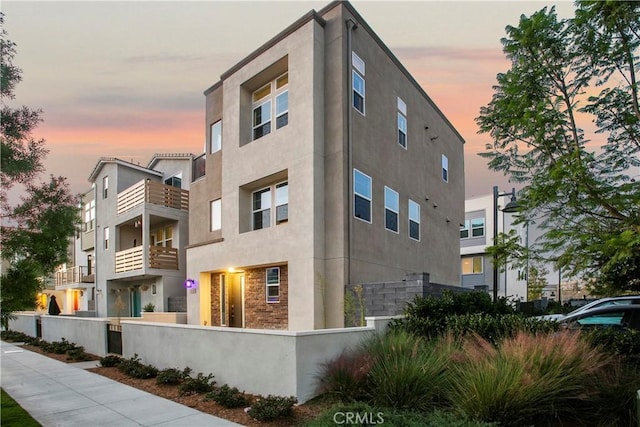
<box><xmin>41</xmin><ymin>315</ymin><xmax>110</xmax><ymax>356</ymax></box>
<box><xmin>7</xmin><ymin>312</ymin><xmax>39</xmax><ymax>336</ymax></box>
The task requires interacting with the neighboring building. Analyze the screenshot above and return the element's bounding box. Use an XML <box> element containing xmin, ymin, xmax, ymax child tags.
<box><xmin>460</xmin><ymin>192</ymin><xmax>574</xmax><ymax>302</ymax></box>
<box><xmin>88</xmin><ymin>154</ymin><xmax>193</xmax><ymax>317</ymax></box>
<box><xmin>186</xmin><ymin>1</ymin><xmax>465</xmax><ymax>330</ymax></box>
<box><xmin>52</xmin><ymin>187</ymin><xmax>96</xmax><ymax>315</ymax></box>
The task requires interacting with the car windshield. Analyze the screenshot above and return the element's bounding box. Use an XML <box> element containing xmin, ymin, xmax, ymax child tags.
<box><xmin>566</xmin><ymin>298</ymin><xmax>636</xmax><ymax>317</ymax></box>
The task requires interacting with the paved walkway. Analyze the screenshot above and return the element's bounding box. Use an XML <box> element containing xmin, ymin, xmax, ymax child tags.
<box><xmin>1</xmin><ymin>340</ymin><xmax>242</xmax><ymax>427</ymax></box>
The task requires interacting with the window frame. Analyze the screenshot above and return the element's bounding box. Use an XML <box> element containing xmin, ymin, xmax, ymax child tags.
<box><xmin>103</xmin><ymin>176</ymin><xmax>109</xmax><ymax>199</ymax></box>
<box><xmin>462</xmin><ymin>256</ymin><xmax>484</xmax><ymax>275</ymax></box>
<box><xmin>84</xmin><ymin>199</ymin><xmax>95</xmax><ymax>231</ymax></box>
<box><xmin>104</xmin><ymin>226</ymin><xmax>109</xmax><ymax>250</ymax></box>
<box><xmin>266</xmin><ymin>267</ymin><xmax>280</xmax><ymax>303</ymax></box>
<box><xmin>384</xmin><ymin>186</ymin><xmax>399</xmax><ymax>233</ymax></box>
<box><xmin>151</xmin><ymin>226</ymin><xmax>173</xmax><ymax>248</ymax></box>
<box><xmin>252</xmin><ymin>187</ymin><xmax>272</xmax><ymax>230</ymax></box>
<box><xmin>471</xmin><ymin>218</ymin><xmax>485</xmax><ymax>237</ymax></box>
<box><xmin>211</xmin><ymin>120</ymin><xmax>222</xmax><ymax>153</ymax></box>
<box><xmin>353</xmin><ymin>169</ymin><xmax>372</xmax><ymax>223</ymax></box>
<box><xmin>397</xmin><ymin>97</ymin><xmax>407</xmax><ymax>149</ymax></box>
<box><xmin>408</xmin><ymin>199</ymin><xmax>420</xmax><ymax>241</ymax></box>
<box><xmin>210</xmin><ymin>199</ymin><xmax>221</xmax><ymax>231</ymax></box>
<box><xmin>275</xmin><ymin>182</ymin><xmax>288</xmax><ymax>224</ymax></box>
<box><xmin>251</xmin><ymin>72</ymin><xmax>289</xmax><ymax>141</ymax></box>
<box><xmin>442</xmin><ymin>154</ymin><xmax>449</xmax><ymax>183</ymax></box>
<box><xmin>460</xmin><ymin>220</ymin><xmax>470</xmax><ymax>239</ymax></box>
<box><xmin>352</xmin><ymin>51</ymin><xmax>365</xmax><ymax>115</ymax></box>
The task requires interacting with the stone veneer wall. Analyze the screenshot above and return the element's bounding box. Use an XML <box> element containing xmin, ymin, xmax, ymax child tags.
<box><xmin>209</xmin><ymin>274</ymin><xmax>221</xmax><ymax>327</ymax></box>
<box><xmin>244</xmin><ymin>265</ymin><xmax>288</xmax><ymax>329</ymax></box>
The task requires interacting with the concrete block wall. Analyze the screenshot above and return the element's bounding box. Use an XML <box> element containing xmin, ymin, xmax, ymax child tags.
<box><xmin>7</xmin><ymin>312</ymin><xmax>39</xmax><ymax>337</ymax></box>
<box><xmin>41</xmin><ymin>315</ymin><xmax>110</xmax><ymax>356</ymax></box>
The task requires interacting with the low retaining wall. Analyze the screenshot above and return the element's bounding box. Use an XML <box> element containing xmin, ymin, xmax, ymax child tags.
<box><xmin>41</xmin><ymin>316</ymin><xmax>110</xmax><ymax>356</ymax></box>
<box><xmin>122</xmin><ymin>321</ymin><xmax>374</xmax><ymax>403</ymax></box>
<box><xmin>8</xmin><ymin>312</ymin><xmax>39</xmax><ymax>336</ymax></box>
<box><xmin>141</xmin><ymin>312</ymin><xmax>187</xmax><ymax>324</ymax></box>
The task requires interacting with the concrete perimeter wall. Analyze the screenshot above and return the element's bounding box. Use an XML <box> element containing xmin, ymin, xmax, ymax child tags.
<box><xmin>41</xmin><ymin>316</ymin><xmax>110</xmax><ymax>357</ymax></box>
<box><xmin>122</xmin><ymin>321</ymin><xmax>374</xmax><ymax>403</ymax></box>
<box><xmin>8</xmin><ymin>312</ymin><xmax>39</xmax><ymax>336</ymax></box>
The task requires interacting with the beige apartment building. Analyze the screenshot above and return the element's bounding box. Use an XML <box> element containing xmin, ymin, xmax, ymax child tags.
<box><xmin>186</xmin><ymin>1</ymin><xmax>464</xmax><ymax>330</ymax></box>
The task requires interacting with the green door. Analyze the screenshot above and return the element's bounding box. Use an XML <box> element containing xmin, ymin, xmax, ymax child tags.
<box><xmin>131</xmin><ymin>289</ymin><xmax>142</xmax><ymax>317</ymax></box>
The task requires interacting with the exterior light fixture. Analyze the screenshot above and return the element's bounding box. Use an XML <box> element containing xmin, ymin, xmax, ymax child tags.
<box><xmin>183</xmin><ymin>278</ymin><xmax>197</xmax><ymax>289</ymax></box>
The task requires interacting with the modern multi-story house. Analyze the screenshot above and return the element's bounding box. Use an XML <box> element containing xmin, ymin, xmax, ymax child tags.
<box><xmin>52</xmin><ymin>188</ymin><xmax>96</xmax><ymax>315</ymax></box>
<box><xmin>88</xmin><ymin>154</ymin><xmax>193</xmax><ymax>317</ymax></box>
<box><xmin>186</xmin><ymin>0</ymin><xmax>465</xmax><ymax>330</ymax></box>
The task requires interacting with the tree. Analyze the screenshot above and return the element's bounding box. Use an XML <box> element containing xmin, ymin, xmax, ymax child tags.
<box><xmin>477</xmin><ymin>1</ymin><xmax>640</xmax><ymax>294</ymax></box>
<box><xmin>0</xmin><ymin>13</ymin><xmax>79</xmax><ymax>325</ymax></box>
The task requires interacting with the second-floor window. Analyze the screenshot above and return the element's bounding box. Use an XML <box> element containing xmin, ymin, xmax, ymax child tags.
<box><xmin>462</xmin><ymin>256</ymin><xmax>483</xmax><ymax>274</ymax></box>
<box><xmin>151</xmin><ymin>226</ymin><xmax>173</xmax><ymax>248</ymax></box>
<box><xmin>252</xmin><ymin>73</ymin><xmax>288</xmax><ymax>141</ymax></box>
<box><xmin>461</xmin><ymin>218</ymin><xmax>485</xmax><ymax>239</ymax></box>
<box><xmin>354</xmin><ymin>169</ymin><xmax>372</xmax><ymax>223</ymax></box>
<box><xmin>442</xmin><ymin>155</ymin><xmax>449</xmax><ymax>183</ymax></box>
<box><xmin>104</xmin><ymin>227</ymin><xmax>109</xmax><ymax>250</ymax></box>
<box><xmin>252</xmin><ymin>181</ymin><xmax>288</xmax><ymax>231</ymax></box>
<box><xmin>409</xmin><ymin>199</ymin><xmax>420</xmax><ymax>241</ymax></box>
<box><xmin>384</xmin><ymin>186</ymin><xmax>399</xmax><ymax>233</ymax></box>
<box><xmin>84</xmin><ymin>200</ymin><xmax>95</xmax><ymax>231</ymax></box>
<box><xmin>211</xmin><ymin>120</ymin><xmax>222</xmax><ymax>153</ymax></box>
<box><xmin>211</xmin><ymin>199</ymin><xmax>221</xmax><ymax>231</ymax></box>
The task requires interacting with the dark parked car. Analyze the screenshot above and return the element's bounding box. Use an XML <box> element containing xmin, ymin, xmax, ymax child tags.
<box><xmin>559</xmin><ymin>305</ymin><xmax>640</xmax><ymax>331</ymax></box>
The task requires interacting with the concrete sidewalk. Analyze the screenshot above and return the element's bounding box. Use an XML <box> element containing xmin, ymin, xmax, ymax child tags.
<box><xmin>1</xmin><ymin>340</ymin><xmax>242</xmax><ymax>427</ymax></box>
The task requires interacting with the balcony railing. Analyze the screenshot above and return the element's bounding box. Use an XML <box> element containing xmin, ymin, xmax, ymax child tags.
<box><xmin>117</xmin><ymin>180</ymin><xmax>189</xmax><ymax>215</ymax></box>
<box><xmin>54</xmin><ymin>265</ymin><xmax>94</xmax><ymax>287</ymax></box>
<box><xmin>115</xmin><ymin>245</ymin><xmax>179</xmax><ymax>273</ymax></box>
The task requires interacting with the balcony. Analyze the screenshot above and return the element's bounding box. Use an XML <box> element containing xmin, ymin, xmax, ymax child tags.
<box><xmin>115</xmin><ymin>245</ymin><xmax>179</xmax><ymax>274</ymax></box>
<box><xmin>54</xmin><ymin>266</ymin><xmax>94</xmax><ymax>290</ymax></box>
<box><xmin>117</xmin><ymin>180</ymin><xmax>189</xmax><ymax>215</ymax></box>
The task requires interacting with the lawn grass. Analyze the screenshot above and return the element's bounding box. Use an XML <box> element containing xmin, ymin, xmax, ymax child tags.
<box><xmin>1</xmin><ymin>388</ymin><xmax>41</xmax><ymax>427</ymax></box>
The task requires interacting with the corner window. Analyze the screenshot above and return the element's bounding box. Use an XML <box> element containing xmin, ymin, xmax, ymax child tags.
<box><xmin>462</xmin><ymin>256</ymin><xmax>483</xmax><ymax>274</ymax></box>
<box><xmin>409</xmin><ymin>199</ymin><xmax>420</xmax><ymax>241</ymax></box>
<box><xmin>210</xmin><ymin>199</ymin><xmax>221</xmax><ymax>231</ymax></box>
<box><xmin>211</xmin><ymin>121</ymin><xmax>222</xmax><ymax>153</ymax></box>
<box><xmin>397</xmin><ymin>97</ymin><xmax>407</xmax><ymax>149</ymax></box>
<box><xmin>384</xmin><ymin>187</ymin><xmax>399</xmax><ymax>233</ymax></box>
<box><xmin>266</xmin><ymin>267</ymin><xmax>280</xmax><ymax>303</ymax></box>
<box><xmin>352</xmin><ymin>52</ymin><xmax>365</xmax><ymax>115</ymax></box>
<box><xmin>442</xmin><ymin>155</ymin><xmax>449</xmax><ymax>182</ymax></box>
<box><xmin>165</xmin><ymin>174</ymin><xmax>182</xmax><ymax>189</ymax></box>
<box><xmin>252</xmin><ymin>72</ymin><xmax>288</xmax><ymax>141</ymax></box>
<box><xmin>103</xmin><ymin>176</ymin><xmax>109</xmax><ymax>199</ymax></box>
<box><xmin>353</xmin><ymin>169</ymin><xmax>372</xmax><ymax>223</ymax></box>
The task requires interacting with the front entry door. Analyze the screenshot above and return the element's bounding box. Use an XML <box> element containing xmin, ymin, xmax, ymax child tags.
<box><xmin>131</xmin><ymin>289</ymin><xmax>141</xmax><ymax>317</ymax></box>
<box><xmin>229</xmin><ymin>274</ymin><xmax>244</xmax><ymax>327</ymax></box>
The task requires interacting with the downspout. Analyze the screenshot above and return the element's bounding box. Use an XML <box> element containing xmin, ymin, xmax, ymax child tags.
<box><xmin>346</xmin><ymin>18</ymin><xmax>357</xmax><ymax>286</ymax></box>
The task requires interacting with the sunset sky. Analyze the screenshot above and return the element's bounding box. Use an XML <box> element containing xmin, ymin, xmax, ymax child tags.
<box><xmin>3</xmin><ymin>0</ymin><xmax>576</xmax><ymax>199</ymax></box>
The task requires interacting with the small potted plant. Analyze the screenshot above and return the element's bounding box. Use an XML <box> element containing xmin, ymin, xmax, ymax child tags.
<box><xmin>142</xmin><ymin>303</ymin><xmax>155</xmax><ymax>313</ymax></box>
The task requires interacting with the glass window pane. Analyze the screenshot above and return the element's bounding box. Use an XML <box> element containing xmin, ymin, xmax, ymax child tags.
<box><xmin>398</xmin><ymin>113</ymin><xmax>407</xmax><ymax>133</ymax></box>
<box><xmin>355</xmin><ymin>196</ymin><xmax>371</xmax><ymax>222</ymax></box>
<box><xmin>266</xmin><ymin>267</ymin><xmax>279</xmax><ymax>284</ymax></box>
<box><xmin>353</xmin><ymin>72</ymin><xmax>364</xmax><ymax>94</ymax></box>
<box><xmin>261</xmin><ymin>190</ymin><xmax>271</xmax><ymax>209</ymax></box>
<box><xmin>386</xmin><ymin>210</ymin><xmax>398</xmax><ymax>232</ymax></box>
<box><xmin>211</xmin><ymin>121</ymin><xmax>222</xmax><ymax>153</ymax></box>
<box><xmin>276</xmin><ymin>183</ymin><xmax>288</xmax><ymax>206</ymax></box>
<box><xmin>276</xmin><ymin>73</ymin><xmax>288</xmax><ymax>89</ymax></box>
<box><xmin>385</xmin><ymin>187</ymin><xmax>399</xmax><ymax>211</ymax></box>
<box><xmin>354</xmin><ymin>170</ymin><xmax>371</xmax><ymax>199</ymax></box>
<box><xmin>276</xmin><ymin>91</ymin><xmax>288</xmax><ymax>115</ymax></box>
<box><xmin>211</xmin><ymin>199</ymin><xmax>221</xmax><ymax>231</ymax></box>
<box><xmin>397</xmin><ymin>97</ymin><xmax>406</xmax><ymax>115</ymax></box>
<box><xmin>410</xmin><ymin>220</ymin><xmax>419</xmax><ymax>240</ymax></box>
<box><xmin>409</xmin><ymin>200</ymin><xmax>420</xmax><ymax>222</ymax></box>
<box><xmin>462</xmin><ymin>258</ymin><xmax>472</xmax><ymax>274</ymax></box>
<box><xmin>473</xmin><ymin>257</ymin><xmax>483</xmax><ymax>273</ymax></box>
<box><xmin>352</xmin><ymin>52</ymin><xmax>365</xmax><ymax>75</ymax></box>
<box><xmin>253</xmin><ymin>101</ymin><xmax>271</xmax><ymax>126</ymax></box>
<box><xmin>253</xmin><ymin>84</ymin><xmax>271</xmax><ymax>102</ymax></box>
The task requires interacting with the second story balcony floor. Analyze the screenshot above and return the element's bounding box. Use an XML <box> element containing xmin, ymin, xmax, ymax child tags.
<box><xmin>117</xmin><ymin>179</ymin><xmax>189</xmax><ymax>216</ymax></box>
<box><xmin>54</xmin><ymin>265</ymin><xmax>95</xmax><ymax>290</ymax></box>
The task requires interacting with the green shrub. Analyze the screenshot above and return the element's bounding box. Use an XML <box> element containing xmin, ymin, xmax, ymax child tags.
<box><xmin>156</xmin><ymin>367</ymin><xmax>192</xmax><ymax>386</ymax></box>
<box><xmin>41</xmin><ymin>338</ymin><xmax>75</xmax><ymax>354</ymax></box>
<box><xmin>316</xmin><ymin>349</ymin><xmax>372</xmax><ymax>401</ymax></box>
<box><xmin>0</xmin><ymin>330</ymin><xmax>32</xmax><ymax>342</ymax></box>
<box><xmin>446</xmin><ymin>331</ymin><xmax>616</xmax><ymax>426</ymax></box>
<box><xmin>117</xmin><ymin>354</ymin><xmax>158</xmax><ymax>379</ymax></box>
<box><xmin>99</xmin><ymin>355</ymin><xmax>123</xmax><ymax>367</ymax></box>
<box><xmin>584</xmin><ymin>328</ymin><xmax>640</xmax><ymax>366</ymax></box>
<box><xmin>66</xmin><ymin>345</ymin><xmax>90</xmax><ymax>361</ymax></box>
<box><xmin>205</xmin><ymin>384</ymin><xmax>249</xmax><ymax>408</ymax></box>
<box><xmin>363</xmin><ymin>331</ymin><xmax>453</xmax><ymax>410</ymax></box>
<box><xmin>178</xmin><ymin>372</ymin><xmax>215</xmax><ymax>396</ymax></box>
<box><xmin>247</xmin><ymin>395</ymin><xmax>297</xmax><ymax>421</ymax></box>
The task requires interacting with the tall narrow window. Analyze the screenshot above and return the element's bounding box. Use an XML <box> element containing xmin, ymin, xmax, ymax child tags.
<box><xmin>211</xmin><ymin>121</ymin><xmax>222</xmax><ymax>153</ymax></box>
<box><xmin>409</xmin><ymin>199</ymin><xmax>420</xmax><ymax>241</ymax></box>
<box><xmin>266</xmin><ymin>267</ymin><xmax>280</xmax><ymax>303</ymax></box>
<box><xmin>252</xmin><ymin>72</ymin><xmax>288</xmax><ymax>140</ymax></box>
<box><xmin>384</xmin><ymin>187</ymin><xmax>399</xmax><ymax>233</ymax></box>
<box><xmin>442</xmin><ymin>155</ymin><xmax>449</xmax><ymax>182</ymax></box>
<box><xmin>352</xmin><ymin>52</ymin><xmax>365</xmax><ymax>115</ymax></box>
<box><xmin>275</xmin><ymin>182</ymin><xmax>288</xmax><ymax>223</ymax></box>
<box><xmin>353</xmin><ymin>169</ymin><xmax>372</xmax><ymax>223</ymax></box>
<box><xmin>252</xmin><ymin>188</ymin><xmax>271</xmax><ymax>230</ymax></box>
<box><xmin>211</xmin><ymin>199</ymin><xmax>221</xmax><ymax>231</ymax></box>
<box><xmin>397</xmin><ymin>97</ymin><xmax>407</xmax><ymax>148</ymax></box>
<box><xmin>84</xmin><ymin>200</ymin><xmax>95</xmax><ymax>231</ymax></box>
<box><xmin>104</xmin><ymin>227</ymin><xmax>109</xmax><ymax>250</ymax></box>
<box><xmin>103</xmin><ymin>176</ymin><xmax>109</xmax><ymax>199</ymax></box>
